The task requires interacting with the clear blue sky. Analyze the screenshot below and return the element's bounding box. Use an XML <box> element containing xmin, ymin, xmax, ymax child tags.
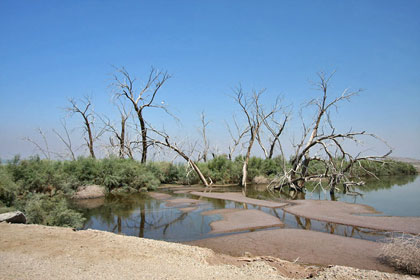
<box><xmin>1</xmin><ymin>0</ymin><xmax>419</xmax><ymax>159</ymax></box>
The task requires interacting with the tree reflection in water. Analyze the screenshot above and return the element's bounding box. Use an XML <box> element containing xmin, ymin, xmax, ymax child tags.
<box><xmin>76</xmin><ymin>175</ymin><xmax>418</xmax><ymax>242</ymax></box>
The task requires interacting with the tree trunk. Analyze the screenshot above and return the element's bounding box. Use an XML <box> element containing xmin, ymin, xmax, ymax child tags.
<box><xmin>119</xmin><ymin>117</ymin><xmax>126</xmax><ymax>158</ymax></box>
<box><xmin>138</xmin><ymin>111</ymin><xmax>148</xmax><ymax>164</ymax></box>
<box><xmin>241</xmin><ymin>131</ymin><xmax>256</xmax><ymax>190</ymax></box>
<box><xmin>84</xmin><ymin>116</ymin><xmax>95</xmax><ymax>159</ymax></box>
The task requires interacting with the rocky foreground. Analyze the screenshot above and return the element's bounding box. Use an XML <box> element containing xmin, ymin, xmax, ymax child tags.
<box><xmin>0</xmin><ymin>223</ymin><xmax>417</xmax><ymax>280</ymax></box>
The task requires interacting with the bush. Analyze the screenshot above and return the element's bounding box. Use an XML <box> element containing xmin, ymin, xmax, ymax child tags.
<box><xmin>0</xmin><ymin>168</ymin><xmax>18</xmax><ymax>207</ymax></box>
<box><xmin>96</xmin><ymin>158</ymin><xmax>161</xmax><ymax>191</ymax></box>
<box><xmin>62</xmin><ymin>157</ymin><xmax>100</xmax><ymax>185</ymax></box>
<box><xmin>147</xmin><ymin>161</ymin><xmax>191</xmax><ymax>184</ymax></box>
<box><xmin>352</xmin><ymin>160</ymin><xmax>417</xmax><ymax>177</ymax></box>
<box><xmin>132</xmin><ymin>171</ymin><xmax>160</xmax><ymax>190</ymax></box>
<box><xmin>6</xmin><ymin>156</ymin><xmax>65</xmax><ymax>193</ymax></box>
<box><xmin>24</xmin><ymin>194</ymin><xmax>85</xmax><ymax>228</ymax></box>
<box><xmin>206</xmin><ymin>155</ymin><xmax>241</xmax><ymax>184</ymax></box>
<box><xmin>380</xmin><ymin>234</ymin><xmax>420</xmax><ymax>275</ymax></box>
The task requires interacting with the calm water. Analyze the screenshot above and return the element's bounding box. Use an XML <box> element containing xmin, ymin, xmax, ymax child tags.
<box><xmin>75</xmin><ymin>175</ymin><xmax>420</xmax><ymax>242</ymax></box>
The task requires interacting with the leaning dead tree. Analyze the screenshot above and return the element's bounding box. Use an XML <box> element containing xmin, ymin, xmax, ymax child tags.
<box><xmin>66</xmin><ymin>97</ymin><xmax>103</xmax><ymax>158</ymax></box>
<box><xmin>148</xmin><ymin>127</ymin><xmax>210</xmax><ymax>187</ymax></box>
<box><xmin>273</xmin><ymin>72</ymin><xmax>392</xmax><ymax>194</ymax></box>
<box><xmin>234</xmin><ymin>86</ymin><xmax>281</xmax><ymax>189</ymax></box>
<box><xmin>112</xmin><ymin>66</ymin><xmax>171</xmax><ymax>163</ymax></box>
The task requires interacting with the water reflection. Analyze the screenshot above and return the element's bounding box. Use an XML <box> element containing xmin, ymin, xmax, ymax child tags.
<box><xmin>78</xmin><ymin>193</ymin><xmax>224</xmax><ymax>242</ymax></box>
<box><xmin>76</xmin><ymin>175</ymin><xmax>418</xmax><ymax>243</ymax></box>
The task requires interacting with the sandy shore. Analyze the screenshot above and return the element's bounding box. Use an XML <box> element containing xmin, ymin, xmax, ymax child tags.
<box><xmin>0</xmin><ymin>223</ymin><xmax>285</xmax><ymax>280</ymax></box>
<box><xmin>1</xmin><ymin>223</ymin><xmax>417</xmax><ymax>280</ymax></box>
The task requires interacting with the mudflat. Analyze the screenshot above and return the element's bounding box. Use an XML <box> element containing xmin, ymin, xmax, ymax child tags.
<box><xmin>191</xmin><ymin>191</ymin><xmax>288</xmax><ymax>208</ymax></box>
<box><xmin>284</xmin><ymin>200</ymin><xmax>420</xmax><ymax>234</ymax></box>
<box><xmin>187</xmin><ymin>228</ymin><xmax>394</xmax><ymax>273</ymax></box>
<box><xmin>202</xmin><ymin>208</ymin><xmax>283</xmax><ymax>233</ymax></box>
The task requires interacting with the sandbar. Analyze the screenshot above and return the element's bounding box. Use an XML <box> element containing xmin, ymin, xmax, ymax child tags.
<box><xmin>284</xmin><ymin>200</ymin><xmax>420</xmax><ymax>234</ymax></box>
<box><xmin>202</xmin><ymin>208</ymin><xmax>283</xmax><ymax>233</ymax></box>
<box><xmin>191</xmin><ymin>192</ymin><xmax>288</xmax><ymax>208</ymax></box>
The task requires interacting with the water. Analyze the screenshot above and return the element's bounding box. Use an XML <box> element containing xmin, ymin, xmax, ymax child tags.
<box><xmin>75</xmin><ymin>175</ymin><xmax>420</xmax><ymax>243</ymax></box>
<box><xmin>303</xmin><ymin>175</ymin><xmax>420</xmax><ymax>217</ymax></box>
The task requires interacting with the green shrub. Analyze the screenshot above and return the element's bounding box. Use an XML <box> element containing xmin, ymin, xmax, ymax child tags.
<box><xmin>24</xmin><ymin>194</ymin><xmax>85</xmax><ymax>228</ymax></box>
<box><xmin>352</xmin><ymin>160</ymin><xmax>417</xmax><ymax>177</ymax></box>
<box><xmin>6</xmin><ymin>156</ymin><xmax>64</xmax><ymax>193</ymax></box>
<box><xmin>0</xmin><ymin>168</ymin><xmax>18</xmax><ymax>207</ymax></box>
<box><xmin>148</xmin><ymin>162</ymin><xmax>182</xmax><ymax>184</ymax></box>
<box><xmin>206</xmin><ymin>155</ymin><xmax>241</xmax><ymax>184</ymax></box>
<box><xmin>62</xmin><ymin>157</ymin><xmax>100</xmax><ymax>185</ymax></box>
<box><xmin>132</xmin><ymin>171</ymin><xmax>160</xmax><ymax>190</ymax></box>
<box><xmin>95</xmin><ymin>158</ymin><xmax>161</xmax><ymax>191</ymax></box>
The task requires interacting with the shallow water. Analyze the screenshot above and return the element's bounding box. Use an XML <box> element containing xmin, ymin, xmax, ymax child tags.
<box><xmin>76</xmin><ymin>175</ymin><xmax>419</xmax><ymax>242</ymax></box>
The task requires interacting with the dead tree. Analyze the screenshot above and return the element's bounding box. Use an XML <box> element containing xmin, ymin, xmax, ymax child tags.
<box><xmin>148</xmin><ymin>128</ymin><xmax>210</xmax><ymax>187</ymax></box>
<box><xmin>112</xmin><ymin>66</ymin><xmax>171</xmax><ymax>163</ymax></box>
<box><xmin>234</xmin><ymin>87</ymin><xmax>281</xmax><ymax>189</ymax></box>
<box><xmin>273</xmin><ymin>72</ymin><xmax>392</xmax><ymax>193</ymax></box>
<box><xmin>66</xmin><ymin>97</ymin><xmax>103</xmax><ymax>158</ymax></box>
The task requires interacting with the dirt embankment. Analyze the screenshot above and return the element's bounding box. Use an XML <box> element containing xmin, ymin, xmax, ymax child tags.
<box><xmin>1</xmin><ymin>223</ymin><xmax>417</xmax><ymax>280</ymax></box>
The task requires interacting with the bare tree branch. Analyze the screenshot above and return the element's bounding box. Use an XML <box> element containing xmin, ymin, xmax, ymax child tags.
<box><xmin>112</xmin><ymin>66</ymin><xmax>172</xmax><ymax>163</ymax></box>
<box><xmin>52</xmin><ymin>119</ymin><xmax>76</xmax><ymax>161</ymax></box>
<box><xmin>66</xmin><ymin>96</ymin><xmax>99</xmax><ymax>158</ymax></box>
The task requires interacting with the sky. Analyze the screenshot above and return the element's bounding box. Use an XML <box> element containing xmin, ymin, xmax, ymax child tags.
<box><xmin>0</xmin><ymin>0</ymin><xmax>419</xmax><ymax>160</ymax></box>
